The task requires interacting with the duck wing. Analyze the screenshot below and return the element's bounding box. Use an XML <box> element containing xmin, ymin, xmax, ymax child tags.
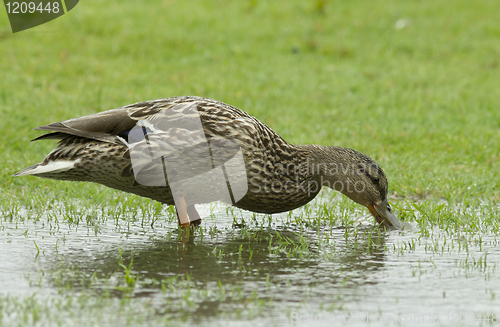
<box><xmin>31</xmin><ymin>98</ymin><xmax>187</xmax><ymax>143</ymax></box>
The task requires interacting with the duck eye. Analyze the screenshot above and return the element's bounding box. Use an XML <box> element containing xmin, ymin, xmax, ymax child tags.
<box><xmin>372</xmin><ymin>177</ymin><xmax>379</xmax><ymax>184</ymax></box>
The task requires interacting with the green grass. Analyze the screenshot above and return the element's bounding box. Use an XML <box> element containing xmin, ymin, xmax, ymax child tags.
<box><xmin>2</xmin><ymin>0</ymin><xmax>500</xmax><ymax>204</ymax></box>
<box><xmin>1</xmin><ymin>0</ymin><xmax>500</xmax><ymax>326</ymax></box>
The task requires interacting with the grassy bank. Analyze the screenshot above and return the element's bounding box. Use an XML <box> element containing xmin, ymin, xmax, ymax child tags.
<box><xmin>1</xmin><ymin>0</ymin><xmax>499</xmax><ymax>326</ymax></box>
<box><xmin>2</xmin><ymin>0</ymin><xmax>499</xmax><ymax>204</ymax></box>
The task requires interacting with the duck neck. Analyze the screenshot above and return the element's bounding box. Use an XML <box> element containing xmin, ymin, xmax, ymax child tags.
<box><xmin>305</xmin><ymin>145</ymin><xmax>360</xmax><ymax>195</ymax></box>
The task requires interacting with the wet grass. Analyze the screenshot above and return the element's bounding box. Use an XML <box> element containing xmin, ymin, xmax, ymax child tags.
<box><xmin>1</xmin><ymin>0</ymin><xmax>500</xmax><ymax>326</ymax></box>
<box><xmin>1</xmin><ymin>195</ymin><xmax>500</xmax><ymax>326</ymax></box>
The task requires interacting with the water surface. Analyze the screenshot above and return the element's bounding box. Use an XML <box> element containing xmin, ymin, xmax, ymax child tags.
<box><xmin>1</xmin><ymin>195</ymin><xmax>499</xmax><ymax>326</ymax></box>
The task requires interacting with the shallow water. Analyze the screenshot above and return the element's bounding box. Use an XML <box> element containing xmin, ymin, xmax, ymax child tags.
<box><xmin>1</xmin><ymin>196</ymin><xmax>499</xmax><ymax>326</ymax></box>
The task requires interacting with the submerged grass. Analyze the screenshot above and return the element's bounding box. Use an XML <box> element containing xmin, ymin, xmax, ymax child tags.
<box><xmin>1</xmin><ymin>0</ymin><xmax>500</xmax><ymax>326</ymax></box>
<box><xmin>1</xmin><ymin>195</ymin><xmax>499</xmax><ymax>325</ymax></box>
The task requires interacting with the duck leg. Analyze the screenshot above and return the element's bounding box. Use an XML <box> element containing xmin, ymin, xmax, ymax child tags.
<box><xmin>187</xmin><ymin>205</ymin><xmax>202</xmax><ymax>226</ymax></box>
<box><xmin>175</xmin><ymin>196</ymin><xmax>190</xmax><ymax>228</ymax></box>
<box><xmin>175</xmin><ymin>198</ymin><xmax>202</xmax><ymax>227</ymax></box>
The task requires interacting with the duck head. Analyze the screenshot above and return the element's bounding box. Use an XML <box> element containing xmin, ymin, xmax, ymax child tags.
<box><xmin>314</xmin><ymin>146</ymin><xmax>403</xmax><ymax>230</ymax></box>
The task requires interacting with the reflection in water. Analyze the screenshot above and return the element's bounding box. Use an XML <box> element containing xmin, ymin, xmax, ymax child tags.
<box><xmin>2</xmin><ymin>198</ymin><xmax>500</xmax><ymax>326</ymax></box>
<box><xmin>38</xmin><ymin>223</ymin><xmax>389</xmax><ymax>321</ymax></box>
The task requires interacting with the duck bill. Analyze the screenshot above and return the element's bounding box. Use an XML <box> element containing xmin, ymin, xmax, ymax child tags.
<box><xmin>368</xmin><ymin>200</ymin><xmax>403</xmax><ymax>230</ymax></box>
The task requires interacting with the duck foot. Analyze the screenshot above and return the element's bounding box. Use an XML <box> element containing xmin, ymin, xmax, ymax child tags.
<box><xmin>190</xmin><ymin>219</ymin><xmax>202</xmax><ymax>226</ymax></box>
<box><xmin>175</xmin><ymin>198</ymin><xmax>202</xmax><ymax>228</ymax></box>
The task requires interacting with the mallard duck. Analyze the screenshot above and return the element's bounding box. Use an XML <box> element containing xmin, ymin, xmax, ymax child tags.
<box><xmin>14</xmin><ymin>96</ymin><xmax>403</xmax><ymax>229</ymax></box>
